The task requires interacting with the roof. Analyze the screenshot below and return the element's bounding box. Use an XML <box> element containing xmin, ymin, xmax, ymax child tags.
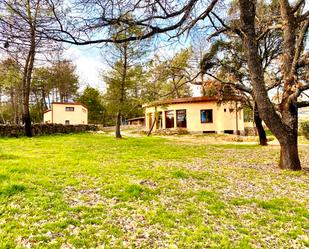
<box><xmin>127</xmin><ymin>117</ymin><xmax>145</xmax><ymax>121</ymax></box>
<box><xmin>143</xmin><ymin>96</ymin><xmax>241</xmax><ymax>108</ymax></box>
<box><xmin>43</xmin><ymin>109</ymin><xmax>52</xmax><ymax>114</ymax></box>
<box><xmin>52</xmin><ymin>102</ymin><xmax>88</xmax><ymax>110</ymax></box>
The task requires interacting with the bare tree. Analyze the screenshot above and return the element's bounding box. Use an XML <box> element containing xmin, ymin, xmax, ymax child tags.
<box><xmin>0</xmin><ymin>0</ymin><xmax>61</xmax><ymax>136</ymax></box>
<box><xmin>41</xmin><ymin>0</ymin><xmax>220</xmax><ymax>44</ymax></box>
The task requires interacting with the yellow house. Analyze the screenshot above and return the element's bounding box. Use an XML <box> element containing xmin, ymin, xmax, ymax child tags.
<box><xmin>143</xmin><ymin>96</ymin><xmax>244</xmax><ymax>134</ymax></box>
<box><xmin>43</xmin><ymin>102</ymin><xmax>88</xmax><ymax>125</ymax></box>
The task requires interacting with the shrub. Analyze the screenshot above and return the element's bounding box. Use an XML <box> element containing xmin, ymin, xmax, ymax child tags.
<box><xmin>0</xmin><ymin>124</ymin><xmax>97</xmax><ymax>137</ymax></box>
<box><xmin>152</xmin><ymin>128</ymin><xmax>189</xmax><ymax>135</ymax></box>
<box><xmin>301</xmin><ymin>121</ymin><xmax>309</xmax><ymax>140</ymax></box>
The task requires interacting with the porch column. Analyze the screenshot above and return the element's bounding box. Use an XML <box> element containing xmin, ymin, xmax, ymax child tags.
<box><xmin>162</xmin><ymin>111</ymin><xmax>166</xmax><ymax>129</ymax></box>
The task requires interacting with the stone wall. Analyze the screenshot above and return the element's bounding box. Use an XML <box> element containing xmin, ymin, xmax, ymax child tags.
<box><xmin>0</xmin><ymin>124</ymin><xmax>97</xmax><ymax>137</ymax></box>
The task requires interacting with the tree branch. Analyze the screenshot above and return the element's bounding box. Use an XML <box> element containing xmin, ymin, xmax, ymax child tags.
<box><xmin>45</xmin><ymin>0</ymin><xmax>219</xmax><ymax>45</ymax></box>
<box><xmin>257</xmin><ymin>24</ymin><xmax>282</xmax><ymax>41</ymax></box>
<box><xmin>297</xmin><ymin>101</ymin><xmax>309</xmax><ymax>108</ymax></box>
<box><xmin>291</xmin><ymin>0</ymin><xmax>305</xmax><ymax>14</ymax></box>
<box><xmin>292</xmin><ymin>19</ymin><xmax>309</xmax><ymax>74</ymax></box>
<box><xmin>203</xmin><ymin>72</ymin><xmax>252</xmax><ymax>94</ymax></box>
<box><xmin>298</xmin><ymin>10</ymin><xmax>309</xmax><ymax>22</ymax></box>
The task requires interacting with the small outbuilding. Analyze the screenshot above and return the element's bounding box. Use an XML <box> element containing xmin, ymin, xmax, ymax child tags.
<box><xmin>143</xmin><ymin>96</ymin><xmax>244</xmax><ymax>134</ymax></box>
<box><xmin>127</xmin><ymin>117</ymin><xmax>145</xmax><ymax>126</ymax></box>
<box><xmin>43</xmin><ymin>102</ymin><xmax>88</xmax><ymax>125</ymax></box>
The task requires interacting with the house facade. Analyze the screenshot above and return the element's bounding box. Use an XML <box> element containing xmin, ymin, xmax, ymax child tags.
<box><xmin>43</xmin><ymin>102</ymin><xmax>88</xmax><ymax>125</ymax></box>
<box><xmin>144</xmin><ymin>96</ymin><xmax>244</xmax><ymax>134</ymax></box>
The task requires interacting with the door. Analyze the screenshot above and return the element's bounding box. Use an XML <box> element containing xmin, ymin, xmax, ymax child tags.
<box><xmin>176</xmin><ymin>109</ymin><xmax>187</xmax><ymax>128</ymax></box>
<box><xmin>165</xmin><ymin>110</ymin><xmax>174</xmax><ymax>128</ymax></box>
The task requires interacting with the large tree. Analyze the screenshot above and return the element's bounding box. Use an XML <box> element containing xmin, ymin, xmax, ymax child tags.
<box><xmin>102</xmin><ymin>23</ymin><xmax>148</xmax><ymax>138</ymax></box>
<box><xmin>51</xmin><ymin>60</ymin><xmax>79</xmax><ymax>102</ymax></box>
<box><xmin>238</xmin><ymin>0</ymin><xmax>308</xmax><ymax>170</ymax></box>
<box><xmin>0</xmin><ymin>0</ymin><xmax>61</xmax><ymax>136</ymax></box>
<box><xmin>200</xmin><ymin>27</ymin><xmax>283</xmax><ymax>146</ymax></box>
<box><xmin>143</xmin><ymin>49</ymin><xmax>193</xmax><ymax>102</ymax></box>
<box><xmin>0</xmin><ymin>58</ymin><xmax>22</xmax><ymax>124</ymax></box>
<box><xmin>77</xmin><ymin>86</ymin><xmax>105</xmax><ymax>124</ymax></box>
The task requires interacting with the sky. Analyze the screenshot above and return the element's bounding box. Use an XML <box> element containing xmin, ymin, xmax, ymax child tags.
<box><xmin>65</xmin><ymin>39</ymin><xmax>196</xmax><ymax>95</ymax></box>
<box><xmin>64</xmin><ymin>45</ymin><xmax>106</xmax><ymax>92</ymax></box>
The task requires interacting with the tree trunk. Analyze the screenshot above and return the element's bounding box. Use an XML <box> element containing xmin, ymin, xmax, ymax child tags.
<box><xmin>42</xmin><ymin>88</ymin><xmax>48</xmax><ymax>109</ymax></box>
<box><xmin>147</xmin><ymin>114</ymin><xmax>157</xmax><ymax>136</ymax></box>
<box><xmin>114</xmin><ymin>42</ymin><xmax>128</xmax><ymax>139</ymax></box>
<box><xmin>239</xmin><ymin>0</ymin><xmax>301</xmax><ymax>170</ymax></box>
<box><xmin>279</xmin><ymin>137</ymin><xmax>301</xmax><ymax>170</ymax></box>
<box><xmin>23</xmin><ymin>109</ymin><xmax>32</xmax><ymax>137</ymax></box>
<box><xmin>115</xmin><ymin>111</ymin><xmax>122</xmax><ymax>138</ymax></box>
<box><xmin>21</xmin><ymin>0</ymin><xmax>37</xmax><ymax>137</ymax></box>
<box><xmin>253</xmin><ymin>103</ymin><xmax>267</xmax><ymax>146</ymax></box>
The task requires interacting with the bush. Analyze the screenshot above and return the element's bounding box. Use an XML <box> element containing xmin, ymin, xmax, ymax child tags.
<box><xmin>152</xmin><ymin>128</ymin><xmax>189</xmax><ymax>135</ymax></box>
<box><xmin>301</xmin><ymin>121</ymin><xmax>309</xmax><ymax>140</ymax></box>
<box><xmin>0</xmin><ymin>124</ymin><xmax>97</xmax><ymax>137</ymax></box>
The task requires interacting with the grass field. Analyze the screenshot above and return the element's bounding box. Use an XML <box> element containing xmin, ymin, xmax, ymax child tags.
<box><xmin>0</xmin><ymin>133</ymin><xmax>308</xmax><ymax>248</ymax></box>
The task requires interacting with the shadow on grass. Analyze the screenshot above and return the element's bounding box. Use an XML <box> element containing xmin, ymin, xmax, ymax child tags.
<box><xmin>0</xmin><ymin>184</ymin><xmax>26</xmax><ymax>196</ymax></box>
<box><xmin>0</xmin><ymin>154</ymin><xmax>20</xmax><ymax>160</ymax></box>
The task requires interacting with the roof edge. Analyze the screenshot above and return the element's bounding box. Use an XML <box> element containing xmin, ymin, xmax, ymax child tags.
<box><xmin>52</xmin><ymin>102</ymin><xmax>88</xmax><ymax>109</ymax></box>
<box><xmin>143</xmin><ymin>96</ymin><xmax>241</xmax><ymax>108</ymax></box>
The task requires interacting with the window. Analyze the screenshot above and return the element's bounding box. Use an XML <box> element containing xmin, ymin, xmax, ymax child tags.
<box><xmin>65</xmin><ymin>120</ymin><xmax>70</xmax><ymax>125</ymax></box>
<box><xmin>176</xmin><ymin>110</ymin><xmax>187</xmax><ymax>128</ymax></box>
<box><xmin>65</xmin><ymin>107</ymin><xmax>74</xmax><ymax>111</ymax></box>
<box><xmin>224</xmin><ymin>108</ymin><xmax>226</xmax><ymax>112</ymax></box>
<box><xmin>165</xmin><ymin>110</ymin><xmax>174</xmax><ymax>128</ymax></box>
<box><xmin>200</xmin><ymin>109</ymin><xmax>213</xmax><ymax>123</ymax></box>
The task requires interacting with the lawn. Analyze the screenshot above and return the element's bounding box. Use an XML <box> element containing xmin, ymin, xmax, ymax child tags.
<box><xmin>0</xmin><ymin>133</ymin><xmax>308</xmax><ymax>248</ymax></box>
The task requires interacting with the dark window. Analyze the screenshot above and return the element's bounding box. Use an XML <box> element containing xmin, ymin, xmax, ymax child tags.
<box><xmin>201</xmin><ymin>109</ymin><xmax>213</xmax><ymax>123</ymax></box>
<box><xmin>203</xmin><ymin>131</ymin><xmax>216</xmax><ymax>134</ymax></box>
<box><xmin>176</xmin><ymin>109</ymin><xmax>187</xmax><ymax>128</ymax></box>
<box><xmin>165</xmin><ymin>110</ymin><xmax>174</xmax><ymax>128</ymax></box>
<box><xmin>224</xmin><ymin>108</ymin><xmax>226</xmax><ymax>112</ymax></box>
<box><xmin>65</xmin><ymin>107</ymin><xmax>74</xmax><ymax>111</ymax></box>
<box><xmin>65</xmin><ymin>120</ymin><xmax>70</xmax><ymax>125</ymax></box>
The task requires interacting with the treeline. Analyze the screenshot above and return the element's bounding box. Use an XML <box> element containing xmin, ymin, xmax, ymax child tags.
<box><xmin>0</xmin><ymin>47</ymin><xmax>196</xmax><ymax>127</ymax></box>
<box><xmin>0</xmin><ymin>58</ymin><xmax>78</xmax><ymax>124</ymax></box>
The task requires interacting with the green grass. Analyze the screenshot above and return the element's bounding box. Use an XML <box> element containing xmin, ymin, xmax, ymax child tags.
<box><xmin>0</xmin><ymin>133</ymin><xmax>308</xmax><ymax>248</ymax></box>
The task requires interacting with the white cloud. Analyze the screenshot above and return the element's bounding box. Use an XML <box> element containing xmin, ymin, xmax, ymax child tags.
<box><xmin>64</xmin><ymin>45</ymin><xmax>108</xmax><ymax>92</ymax></box>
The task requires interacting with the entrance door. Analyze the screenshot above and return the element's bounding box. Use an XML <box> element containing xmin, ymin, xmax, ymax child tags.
<box><xmin>165</xmin><ymin>111</ymin><xmax>174</xmax><ymax>128</ymax></box>
<box><xmin>176</xmin><ymin>110</ymin><xmax>187</xmax><ymax>128</ymax></box>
